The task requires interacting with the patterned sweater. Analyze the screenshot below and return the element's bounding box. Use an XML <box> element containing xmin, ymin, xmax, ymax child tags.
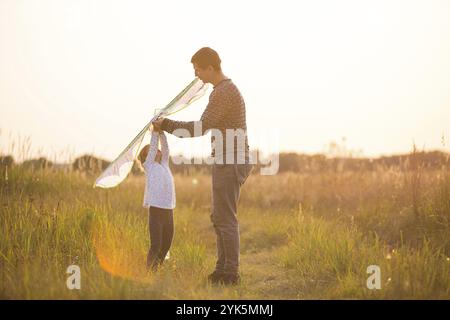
<box><xmin>161</xmin><ymin>78</ymin><xmax>250</xmax><ymax>163</ymax></box>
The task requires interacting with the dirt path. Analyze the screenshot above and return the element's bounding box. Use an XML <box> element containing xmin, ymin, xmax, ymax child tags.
<box><xmin>239</xmin><ymin>247</ymin><xmax>301</xmax><ymax>299</ymax></box>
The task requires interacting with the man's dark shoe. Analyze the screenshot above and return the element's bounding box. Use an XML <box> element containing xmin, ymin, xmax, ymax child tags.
<box><xmin>220</xmin><ymin>272</ymin><xmax>241</xmax><ymax>285</ymax></box>
<box><xmin>207</xmin><ymin>270</ymin><xmax>225</xmax><ymax>284</ymax></box>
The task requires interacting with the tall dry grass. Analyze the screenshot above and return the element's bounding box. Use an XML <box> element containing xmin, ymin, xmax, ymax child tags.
<box><xmin>0</xmin><ymin>141</ymin><xmax>449</xmax><ymax>299</ymax></box>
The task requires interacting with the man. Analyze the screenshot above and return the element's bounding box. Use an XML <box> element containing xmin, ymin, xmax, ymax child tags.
<box><xmin>152</xmin><ymin>47</ymin><xmax>253</xmax><ymax>285</ymax></box>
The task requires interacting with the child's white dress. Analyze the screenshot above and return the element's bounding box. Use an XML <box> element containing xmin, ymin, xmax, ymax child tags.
<box><xmin>142</xmin><ymin>132</ymin><xmax>176</xmax><ymax>210</ymax></box>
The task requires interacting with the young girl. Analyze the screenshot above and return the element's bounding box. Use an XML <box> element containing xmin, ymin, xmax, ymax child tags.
<box><xmin>138</xmin><ymin>128</ymin><xmax>176</xmax><ymax>271</ymax></box>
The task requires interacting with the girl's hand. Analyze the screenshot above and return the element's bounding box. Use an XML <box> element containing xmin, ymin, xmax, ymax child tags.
<box><xmin>151</xmin><ymin>122</ymin><xmax>161</xmax><ymax>133</ymax></box>
<box><xmin>152</xmin><ymin>117</ymin><xmax>164</xmax><ymax>132</ymax></box>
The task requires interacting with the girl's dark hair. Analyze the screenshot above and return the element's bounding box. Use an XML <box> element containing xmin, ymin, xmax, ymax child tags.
<box><xmin>191</xmin><ymin>47</ymin><xmax>222</xmax><ymax>71</ymax></box>
<box><xmin>138</xmin><ymin>145</ymin><xmax>150</xmax><ymax>164</ymax></box>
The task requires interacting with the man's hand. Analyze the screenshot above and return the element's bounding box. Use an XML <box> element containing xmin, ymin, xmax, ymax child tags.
<box><xmin>152</xmin><ymin>117</ymin><xmax>165</xmax><ymax>132</ymax></box>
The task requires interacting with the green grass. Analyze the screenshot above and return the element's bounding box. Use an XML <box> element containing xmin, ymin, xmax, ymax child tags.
<box><xmin>0</xmin><ymin>165</ymin><xmax>449</xmax><ymax>299</ymax></box>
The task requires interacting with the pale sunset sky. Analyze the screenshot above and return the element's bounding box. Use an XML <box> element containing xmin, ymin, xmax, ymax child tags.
<box><xmin>1</xmin><ymin>0</ymin><xmax>449</xmax><ymax>163</ymax></box>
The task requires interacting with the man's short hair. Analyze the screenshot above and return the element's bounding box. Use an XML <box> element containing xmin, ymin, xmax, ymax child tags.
<box><xmin>191</xmin><ymin>47</ymin><xmax>222</xmax><ymax>71</ymax></box>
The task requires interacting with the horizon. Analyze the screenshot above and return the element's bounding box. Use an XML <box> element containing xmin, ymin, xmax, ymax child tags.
<box><xmin>1</xmin><ymin>131</ymin><xmax>448</xmax><ymax>166</ymax></box>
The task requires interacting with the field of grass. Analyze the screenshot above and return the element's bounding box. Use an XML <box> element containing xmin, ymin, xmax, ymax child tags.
<box><xmin>0</xmin><ymin>159</ymin><xmax>449</xmax><ymax>299</ymax></box>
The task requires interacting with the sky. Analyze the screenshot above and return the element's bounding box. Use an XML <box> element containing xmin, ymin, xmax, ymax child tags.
<box><xmin>1</xmin><ymin>0</ymin><xmax>449</xmax><ymax>163</ymax></box>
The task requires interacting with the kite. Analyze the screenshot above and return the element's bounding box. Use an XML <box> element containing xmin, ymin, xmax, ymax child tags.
<box><xmin>93</xmin><ymin>78</ymin><xmax>208</xmax><ymax>188</ymax></box>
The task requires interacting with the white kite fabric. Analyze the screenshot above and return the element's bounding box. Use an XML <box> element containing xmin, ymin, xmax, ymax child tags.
<box><xmin>93</xmin><ymin>78</ymin><xmax>208</xmax><ymax>188</ymax></box>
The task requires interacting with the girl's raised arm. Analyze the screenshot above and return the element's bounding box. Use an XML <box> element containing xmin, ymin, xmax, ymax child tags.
<box><xmin>160</xmin><ymin>131</ymin><xmax>170</xmax><ymax>165</ymax></box>
<box><xmin>145</xmin><ymin>131</ymin><xmax>160</xmax><ymax>165</ymax></box>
